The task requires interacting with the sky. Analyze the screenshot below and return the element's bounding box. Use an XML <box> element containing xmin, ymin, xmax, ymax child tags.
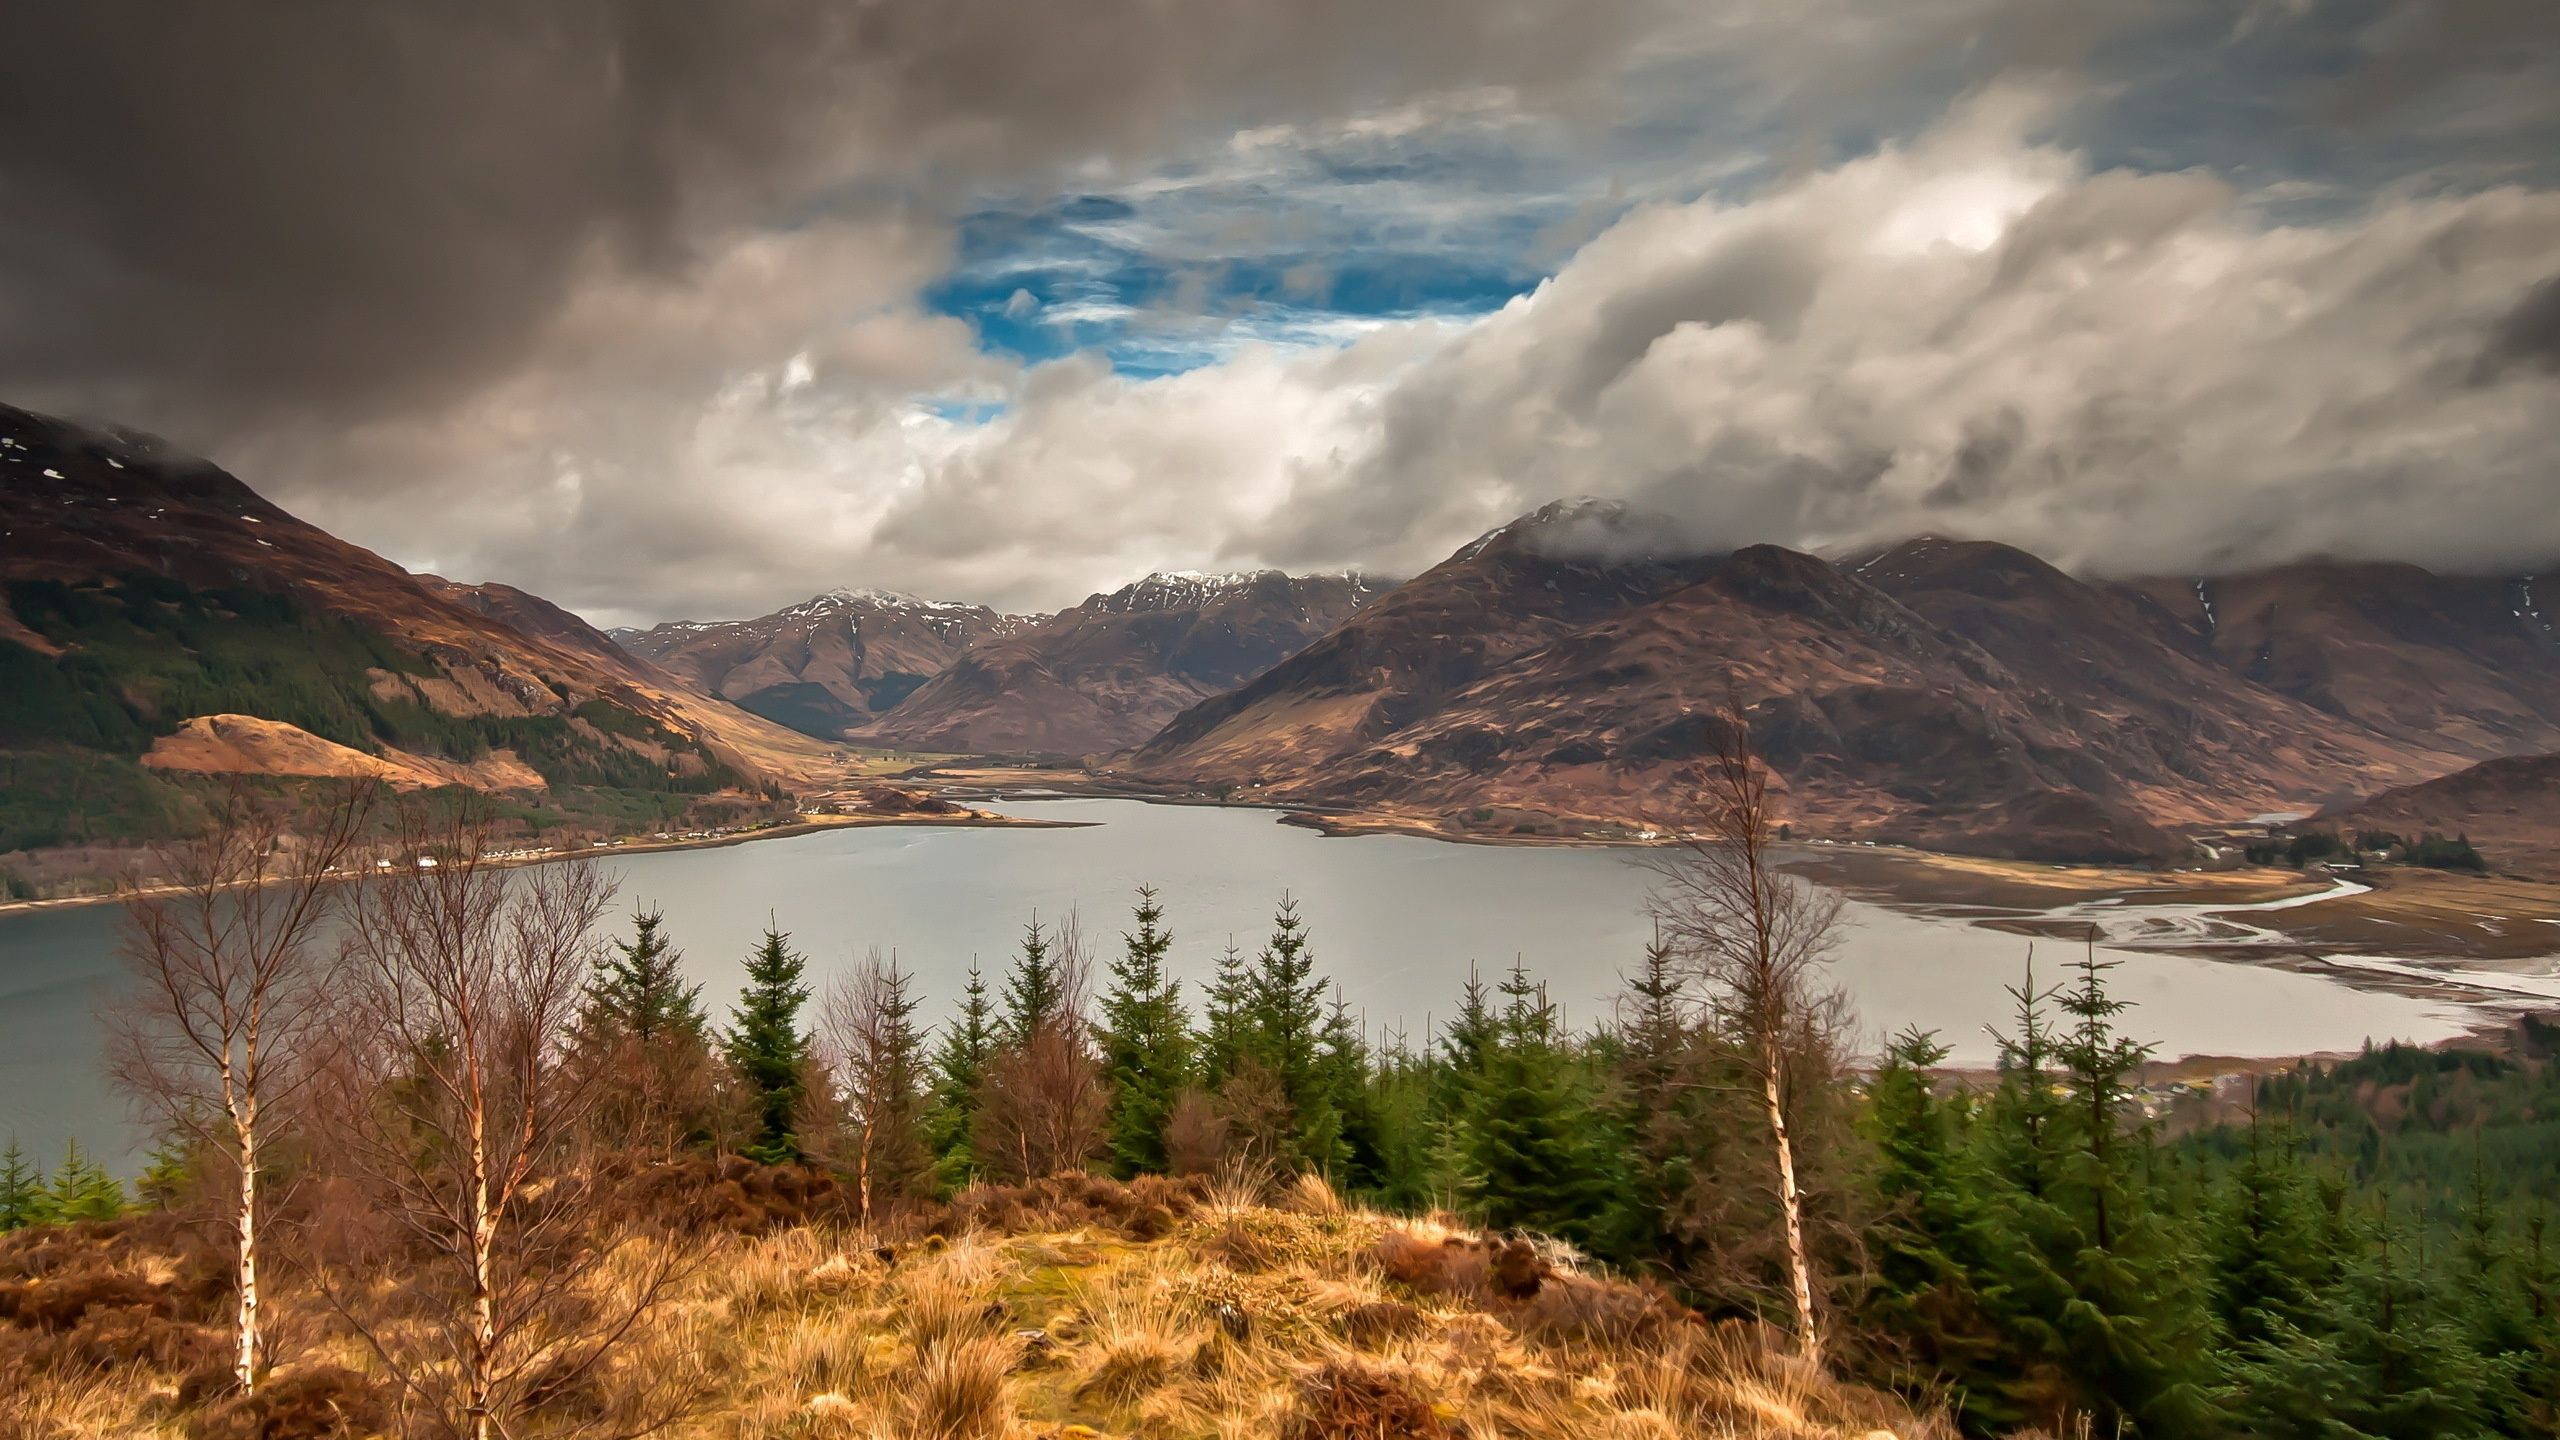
<box><xmin>2</xmin><ymin>1</ymin><xmax>2556</xmax><ymax>626</ymax></box>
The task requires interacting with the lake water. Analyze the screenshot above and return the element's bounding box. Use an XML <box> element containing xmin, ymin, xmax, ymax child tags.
<box><xmin>0</xmin><ymin>797</ymin><xmax>2479</xmax><ymax>1169</ymax></box>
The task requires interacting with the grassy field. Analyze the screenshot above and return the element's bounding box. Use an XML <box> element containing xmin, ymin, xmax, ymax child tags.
<box><xmin>2</xmin><ymin>1170</ymin><xmax>1936</xmax><ymax>1439</ymax></box>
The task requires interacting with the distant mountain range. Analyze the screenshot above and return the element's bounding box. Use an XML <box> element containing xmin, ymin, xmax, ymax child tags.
<box><xmin>6</xmin><ymin>398</ymin><xmax>2554</xmax><ymax>867</ymax></box>
<box><xmin>851</xmin><ymin>570</ymin><xmax>1385</xmax><ymax>757</ymax></box>
<box><xmin>1121</xmin><ymin>501</ymin><xmax>2560</xmax><ymax>860</ymax></box>
<box><xmin>614</xmin><ymin>589</ymin><xmax>1029</xmax><ymax>738</ymax></box>
<box><xmin>620</xmin><ymin>570</ymin><xmax>1383</xmax><ymax>758</ymax></box>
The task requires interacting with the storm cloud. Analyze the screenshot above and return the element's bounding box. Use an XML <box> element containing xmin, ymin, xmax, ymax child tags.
<box><xmin>2</xmin><ymin>0</ymin><xmax>2554</xmax><ymax>622</ymax></box>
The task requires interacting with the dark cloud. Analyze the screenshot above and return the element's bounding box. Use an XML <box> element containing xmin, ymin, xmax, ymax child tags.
<box><xmin>0</xmin><ymin>0</ymin><xmax>1658</xmax><ymax>441</ymax></box>
<box><xmin>2477</xmin><ymin>274</ymin><xmax>2560</xmax><ymax>379</ymax></box>
<box><xmin>1</xmin><ymin>1</ymin><xmax>2554</xmax><ymax>622</ymax></box>
<box><xmin>2320</xmin><ymin>0</ymin><xmax>2560</xmax><ymax>132</ymax></box>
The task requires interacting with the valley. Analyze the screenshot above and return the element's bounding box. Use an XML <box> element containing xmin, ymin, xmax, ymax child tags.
<box><xmin>0</xmin><ymin>795</ymin><xmax>2495</xmax><ymax>1168</ymax></box>
<box><xmin>4</xmin><ymin>401</ymin><xmax>2554</xmax><ymax>975</ymax></box>
<box><xmin>17</xmin><ymin>21</ymin><xmax>2560</xmax><ymax>1436</ymax></box>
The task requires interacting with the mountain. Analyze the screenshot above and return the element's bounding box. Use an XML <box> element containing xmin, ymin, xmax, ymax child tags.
<box><xmin>1847</xmin><ymin>538</ymin><xmax>2434</xmax><ymax>814</ymax></box>
<box><xmin>2116</xmin><ymin>562</ymin><xmax>2560</xmax><ymax>759</ymax></box>
<box><xmin>2323</xmin><ymin>753</ymin><xmax>2560</xmax><ymax>878</ymax></box>
<box><xmin>854</xmin><ymin>569</ymin><xmax>1387</xmax><ymax>757</ymax></box>
<box><xmin>0</xmin><ymin>401</ymin><xmax>849</xmax><ymax>856</ymax></box>
<box><xmin>1125</xmin><ymin>507</ymin><xmax>2560</xmax><ymax>860</ymax></box>
<box><xmin>615</xmin><ymin>588</ymin><xmax>1027</xmax><ymax>739</ymax></box>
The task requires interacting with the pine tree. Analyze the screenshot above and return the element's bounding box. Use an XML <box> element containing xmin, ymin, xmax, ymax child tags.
<box><xmin>1313</xmin><ymin>988</ymin><xmax>1380</xmax><ymax>1187</ymax></box>
<box><xmin>1437</xmin><ymin>967</ymin><xmax>1497</xmax><ymax>1095</ymax></box>
<box><xmin>2054</xmin><ymin>942</ymin><xmax>2152</xmax><ymax>1252</ymax></box>
<box><xmin>1426</xmin><ymin>967</ymin><xmax>1499</xmax><ymax>1202</ymax></box>
<box><xmin>0</xmin><ymin>1137</ymin><xmax>46</xmax><ymax>1230</ymax></box>
<box><xmin>1199</xmin><ymin>937</ymin><xmax>1255</xmax><ymax>1087</ymax></box>
<box><xmin>1987</xmin><ymin>953</ymin><xmax>2065</xmax><ymax>1201</ymax></box>
<box><xmin>45</xmin><ymin>1140</ymin><xmax>124</xmax><ymax>1222</ymax></box>
<box><xmin>2210</xmin><ymin>1109</ymin><xmax>2330</xmax><ymax>1349</ymax></box>
<box><xmin>998</xmin><ymin>915</ymin><xmax>1062</xmax><ymax>1046</ymax></box>
<box><xmin>1861</xmin><ymin>1027</ymin><xmax>2032</xmax><ymax>1435</ymax></box>
<box><xmin>582</xmin><ymin>907</ymin><xmax>719</xmax><ymax>1156</ymax></box>
<box><xmin>2229</xmin><ymin>1203</ymin><xmax>2497</xmax><ymax>1439</ymax></box>
<box><xmin>1457</xmin><ymin>963</ymin><xmax>1614</xmax><ymax>1245</ymax></box>
<box><xmin>2501</xmin><ymin>1214</ymin><xmax>2560</xmax><ymax>1438</ymax></box>
<box><xmin>135</xmin><ymin>1128</ymin><xmax>199</xmax><ymax>1211</ymax></box>
<box><xmin>725</xmin><ymin>924</ymin><xmax>813</xmax><ymax>1164</ymax></box>
<box><xmin>1980</xmin><ymin>946</ymin><xmax>2221</xmax><ymax>1439</ymax></box>
<box><xmin>1246</xmin><ymin>896</ymin><xmax>1335</xmax><ymax>1171</ymax></box>
<box><xmin>926</xmin><ymin>962</ymin><xmax>997</xmax><ymax>1187</ymax></box>
<box><xmin>585</xmin><ymin>907</ymin><xmax>708</xmax><ymax>1044</ymax></box>
<box><xmin>1604</xmin><ymin>936</ymin><xmax>1696</xmax><ymax>1267</ymax></box>
<box><xmin>1360</xmin><ymin>1028</ymin><xmax>1439</xmax><ymax>1212</ymax></box>
<box><xmin>1097</xmin><ymin>886</ymin><xmax>1197</xmax><ymax>1177</ymax></box>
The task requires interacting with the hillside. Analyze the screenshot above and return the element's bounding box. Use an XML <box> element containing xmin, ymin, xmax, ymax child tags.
<box><xmin>1125</xmin><ymin>506</ymin><xmax>2559</xmax><ymax>860</ymax></box>
<box><xmin>0</xmin><ymin>1171</ymin><xmax>1933</xmax><ymax>1439</ymax></box>
<box><xmin>2322</xmin><ymin>752</ymin><xmax>2560</xmax><ymax>878</ymax></box>
<box><xmin>617</xmin><ymin>588</ymin><xmax>1028</xmax><ymax>739</ymax></box>
<box><xmin>856</xmin><ymin>569</ymin><xmax>1385</xmax><ymax>757</ymax></box>
<box><xmin>0</xmin><ymin>401</ymin><xmax>857</xmax><ymax>857</ymax></box>
<box><xmin>2120</xmin><ymin>562</ymin><xmax>2560</xmax><ymax>759</ymax></box>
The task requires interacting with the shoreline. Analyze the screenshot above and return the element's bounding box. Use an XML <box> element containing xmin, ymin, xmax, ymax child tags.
<box><xmin>4</xmin><ymin>784</ymin><xmax>2547</xmax><ymax>1103</ymax></box>
<box><xmin>0</xmin><ymin>807</ymin><xmax>1083</xmax><ymax>920</ymax></box>
<box><xmin>11</xmin><ymin>780</ymin><xmax>2552</xmax><ymax>1026</ymax></box>
<box><xmin>962</xmin><ymin>784</ymin><xmax>2560</xmax><ymax>1025</ymax></box>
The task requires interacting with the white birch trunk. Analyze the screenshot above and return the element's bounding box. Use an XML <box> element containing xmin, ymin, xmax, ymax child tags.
<box><xmin>467</xmin><ymin>1092</ymin><xmax>497</xmax><ymax>1440</ymax></box>
<box><xmin>234</xmin><ymin>1100</ymin><xmax>259</xmax><ymax>1391</ymax></box>
<box><xmin>1763</xmin><ymin>1050</ymin><xmax>1822</xmax><ymax>1371</ymax></box>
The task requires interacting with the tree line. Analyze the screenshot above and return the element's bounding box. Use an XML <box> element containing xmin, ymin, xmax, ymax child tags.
<box><xmin>22</xmin><ymin>728</ymin><xmax>2560</xmax><ymax>1438</ymax></box>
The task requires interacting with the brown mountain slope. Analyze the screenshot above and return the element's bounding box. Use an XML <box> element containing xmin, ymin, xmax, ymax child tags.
<box><xmin>1133</xmin><ymin>500</ymin><xmax>1727</xmax><ymax>775</ymax></box>
<box><xmin>1130</xmin><ymin>527</ymin><xmax>2181</xmax><ymax>858</ymax></box>
<box><xmin>2119</xmin><ymin>562</ymin><xmax>2560</xmax><ymax>759</ymax></box>
<box><xmin>1125</xmin><ymin>509</ymin><xmax>2552</xmax><ymax>860</ymax></box>
<box><xmin>855</xmin><ymin>568</ymin><xmax>1385</xmax><ymax>757</ymax></box>
<box><xmin>1851</xmin><ymin>539</ymin><xmax>2434</xmax><ymax>819</ymax></box>
<box><xmin>2323</xmin><ymin>754</ymin><xmax>2560</xmax><ymax>878</ymax></box>
<box><xmin>0</xmin><ymin>401</ymin><xmax>851</xmax><ymax>836</ymax></box>
<box><xmin>141</xmin><ymin>712</ymin><xmax>549</xmax><ymax>791</ymax></box>
<box><xmin>423</xmin><ymin>576</ymin><xmax>855</xmax><ymax>788</ymax></box>
<box><xmin>616</xmin><ymin>589</ymin><xmax>1026</xmax><ymax>739</ymax></box>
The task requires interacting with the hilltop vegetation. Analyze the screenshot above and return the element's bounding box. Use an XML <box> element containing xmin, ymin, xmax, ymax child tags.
<box><xmin>11</xmin><ymin>756</ymin><xmax>2560</xmax><ymax>1437</ymax></box>
<box><xmin>4</xmin><ymin>1168</ymin><xmax>1941</xmax><ymax>1440</ymax></box>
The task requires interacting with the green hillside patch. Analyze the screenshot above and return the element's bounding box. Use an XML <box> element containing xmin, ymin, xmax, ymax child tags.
<box><xmin>0</xmin><ymin>576</ymin><xmax>741</xmax><ymax>797</ymax></box>
<box><xmin>0</xmin><ymin>576</ymin><xmax>772</xmax><ymax>865</ymax></box>
<box><xmin>0</xmin><ymin>748</ymin><xmax>201</xmax><ymax>852</ymax></box>
<box><xmin>0</xmin><ymin>575</ymin><xmax>435</xmax><ymax>755</ymax></box>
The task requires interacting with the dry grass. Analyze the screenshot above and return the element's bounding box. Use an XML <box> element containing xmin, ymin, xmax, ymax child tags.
<box><xmin>0</xmin><ymin>1172</ymin><xmax>1946</xmax><ymax>1440</ymax></box>
<box><xmin>909</xmin><ymin>1332</ymin><xmax>1021</xmax><ymax>1439</ymax></box>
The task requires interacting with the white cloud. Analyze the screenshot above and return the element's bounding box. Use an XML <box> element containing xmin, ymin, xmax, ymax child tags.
<box><xmin>1255</xmin><ymin>88</ymin><xmax>2560</xmax><ymax>579</ymax></box>
<box><xmin>321</xmin><ymin>88</ymin><xmax>2560</xmax><ymax>622</ymax></box>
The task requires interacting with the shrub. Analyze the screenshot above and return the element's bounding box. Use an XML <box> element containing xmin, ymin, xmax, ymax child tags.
<box><xmin>906</xmin><ymin>1333</ymin><xmax>1017</xmax><ymax>1439</ymax></box>
<box><xmin>1283</xmin><ymin>1356</ymin><xmax>1451</xmax><ymax>1440</ymax></box>
<box><xmin>2408</xmin><ymin>833</ymin><xmax>2487</xmax><ymax>872</ymax></box>
<box><xmin>186</xmin><ymin>1366</ymin><xmax>388</xmax><ymax>1440</ymax></box>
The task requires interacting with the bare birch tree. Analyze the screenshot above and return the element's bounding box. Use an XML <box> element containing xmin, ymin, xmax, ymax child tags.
<box><xmin>106</xmin><ymin>780</ymin><xmax>374</xmax><ymax>1396</ymax></box>
<box><xmin>1646</xmin><ymin>710</ymin><xmax>1847</xmax><ymax>1372</ymax></box>
<box><xmin>976</xmin><ymin>910</ymin><xmax>1107</xmax><ymax>1182</ymax></box>
<box><xmin>316</xmin><ymin>805</ymin><xmax>683</xmax><ymax>1440</ymax></box>
<box><xmin>815</xmin><ymin>948</ymin><xmax>931</xmax><ymax>1225</ymax></box>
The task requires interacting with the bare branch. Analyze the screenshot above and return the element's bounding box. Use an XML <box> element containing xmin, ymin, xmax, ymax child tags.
<box><xmin>104</xmin><ymin>778</ymin><xmax>377</xmax><ymax>1394</ymax></box>
<box><xmin>1641</xmin><ymin>707</ymin><xmax>1844</xmax><ymax>1372</ymax></box>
